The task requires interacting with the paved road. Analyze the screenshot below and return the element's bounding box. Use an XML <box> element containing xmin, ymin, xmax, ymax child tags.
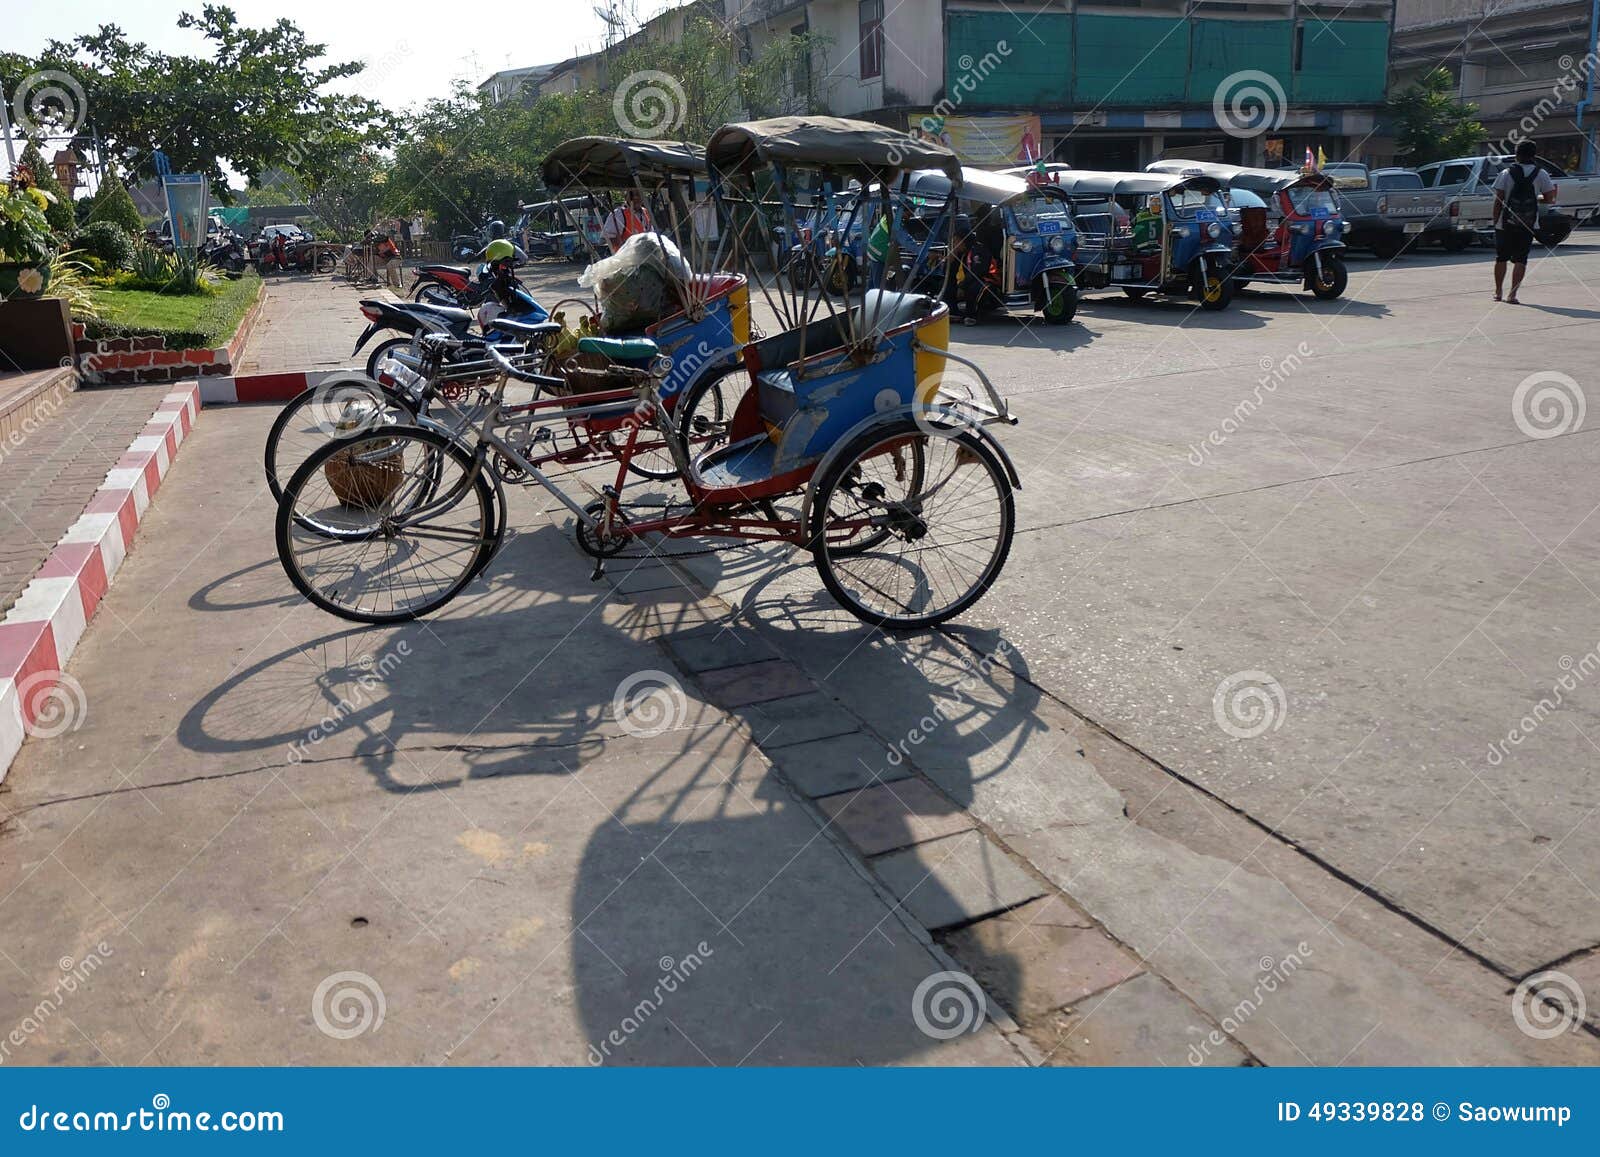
<box><xmin>522</xmin><ymin>239</ymin><xmax>1600</xmax><ymax>1051</ymax></box>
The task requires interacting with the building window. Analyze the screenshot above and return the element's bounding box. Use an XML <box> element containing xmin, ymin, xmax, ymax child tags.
<box><xmin>859</xmin><ymin>0</ymin><xmax>883</xmax><ymax>81</ymax></box>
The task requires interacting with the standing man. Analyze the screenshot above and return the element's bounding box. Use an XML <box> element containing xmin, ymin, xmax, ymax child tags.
<box><xmin>602</xmin><ymin>188</ymin><xmax>653</xmax><ymax>253</ymax></box>
<box><xmin>1493</xmin><ymin>139</ymin><xmax>1556</xmax><ymax>303</ymax></box>
<box><xmin>398</xmin><ymin>215</ymin><xmax>413</xmax><ymax>257</ymax></box>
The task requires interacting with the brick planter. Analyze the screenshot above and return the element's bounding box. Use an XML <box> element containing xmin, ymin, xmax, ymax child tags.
<box><xmin>77</xmin><ymin>281</ymin><xmax>266</xmax><ymax>386</ymax></box>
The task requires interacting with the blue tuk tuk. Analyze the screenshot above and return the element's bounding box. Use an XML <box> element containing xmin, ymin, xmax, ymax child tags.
<box><xmin>1049</xmin><ymin>170</ymin><xmax>1236</xmax><ymax>310</ymax></box>
<box><xmin>900</xmin><ymin>166</ymin><xmax>1078</xmax><ymax>324</ymax></box>
<box><xmin>1148</xmin><ymin>160</ymin><xmax>1349</xmax><ymax>299</ymax></box>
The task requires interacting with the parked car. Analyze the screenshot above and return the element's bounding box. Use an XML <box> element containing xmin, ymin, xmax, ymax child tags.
<box><xmin>1320</xmin><ymin>163</ymin><xmax>1449</xmax><ymax>257</ymax></box>
<box><xmin>1416</xmin><ymin>154</ymin><xmax>1600</xmax><ymax>247</ymax></box>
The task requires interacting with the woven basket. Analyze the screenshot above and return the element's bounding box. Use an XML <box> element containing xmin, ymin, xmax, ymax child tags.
<box><xmin>323</xmin><ymin>439</ymin><xmax>403</xmax><ymax>508</ymax></box>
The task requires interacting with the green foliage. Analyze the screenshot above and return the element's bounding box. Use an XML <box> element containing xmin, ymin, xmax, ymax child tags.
<box><xmin>86</xmin><ymin>170</ymin><xmax>146</xmax><ymax>235</ymax></box>
<box><xmin>130</xmin><ymin>241</ymin><xmax>172</xmax><ymax>284</ymax></box>
<box><xmin>121</xmin><ymin>240</ymin><xmax>216</xmax><ymax>295</ymax></box>
<box><xmin>46</xmin><ymin>250</ymin><xmax>100</xmax><ymax>319</ymax></box>
<box><xmin>0</xmin><ymin>185</ymin><xmax>55</xmax><ymax>265</ymax></box>
<box><xmin>21</xmin><ymin>143</ymin><xmax>76</xmax><ymax>235</ymax></box>
<box><xmin>85</xmin><ymin>270</ymin><xmax>259</xmax><ymax>347</ymax></box>
<box><xmin>72</xmin><ymin>220</ymin><xmax>136</xmax><ymax>269</ymax></box>
<box><xmin>14</xmin><ymin>6</ymin><xmax>390</xmax><ymax>199</ymax></box>
<box><xmin>1386</xmin><ymin>68</ymin><xmax>1486</xmax><ymax>166</ymax></box>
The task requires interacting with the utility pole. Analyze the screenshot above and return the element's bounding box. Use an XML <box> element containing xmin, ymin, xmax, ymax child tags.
<box><xmin>0</xmin><ymin>84</ymin><xmax>18</xmax><ymax>172</ymax></box>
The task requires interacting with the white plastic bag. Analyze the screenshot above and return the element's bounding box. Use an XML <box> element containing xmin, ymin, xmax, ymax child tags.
<box><xmin>579</xmin><ymin>233</ymin><xmax>692</xmax><ymax>332</ymax></box>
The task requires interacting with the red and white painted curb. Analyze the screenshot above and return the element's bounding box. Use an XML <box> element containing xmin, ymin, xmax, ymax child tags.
<box><xmin>0</xmin><ymin>385</ymin><xmax>201</xmax><ymax>783</ymax></box>
<box><xmin>199</xmin><ymin>370</ymin><xmax>343</xmax><ymax>406</ymax></box>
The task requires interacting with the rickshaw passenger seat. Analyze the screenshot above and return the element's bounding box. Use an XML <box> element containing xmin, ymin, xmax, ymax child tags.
<box><xmin>576</xmin><ymin>336</ymin><xmax>659</xmax><ymax>363</ymax></box>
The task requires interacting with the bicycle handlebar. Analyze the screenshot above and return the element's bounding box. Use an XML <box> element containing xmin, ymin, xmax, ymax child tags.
<box><xmin>484</xmin><ymin>344</ymin><xmax>567</xmax><ymax>390</ymax></box>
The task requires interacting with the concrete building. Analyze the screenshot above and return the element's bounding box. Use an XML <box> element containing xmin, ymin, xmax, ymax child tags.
<box><xmin>732</xmin><ymin>0</ymin><xmax>1396</xmax><ymax>167</ymax></box>
<box><xmin>1391</xmin><ymin>0</ymin><xmax>1599</xmax><ymax>169</ymax></box>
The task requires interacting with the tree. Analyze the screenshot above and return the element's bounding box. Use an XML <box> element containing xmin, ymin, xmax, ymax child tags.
<box><xmin>17</xmin><ymin>6</ymin><xmax>389</xmax><ymax>200</ymax></box>
<box><xmin>20</xmin><ymin>142</ymin><xmax>75</xmax><ymax>235</ymax></box>
<box><xmin>1387</xmin><ymin>68</ymin><xmax>1485</xmax><ymax>165</ymax></box>
<box><xmin>87</xmin><ymin>169</ymin><xmax>145</xmax><ymax>234</ymax></box>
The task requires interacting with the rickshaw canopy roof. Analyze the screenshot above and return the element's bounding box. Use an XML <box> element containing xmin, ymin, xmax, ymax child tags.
<box><xmin>540</xmin><ymin>136</ymin><xmax>706</xmax><ymax>189</ymax></box>
<box><xmin>1047</xmin><ymin>170</ymin><xmax>1222</xmax><ymax>199</ymax></box>
<box><xmin>1146</xmin><ymin>159</ymin><xmax>1335</xmax><ymax>194</ymax></box>
<box><xmin>707</xmin><ymin>116</ymin><xmax>962</xmax><ymax>182</ymax></box>
<box><xmin>903</xmin><ymin>166</ymin><xmax>1033</xmax><ymax>206</ymax></box>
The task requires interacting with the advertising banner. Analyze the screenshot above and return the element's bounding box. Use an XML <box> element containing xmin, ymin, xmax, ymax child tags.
<box><xmin>160</xmin><ymin>173</ymin><xmax>209</xmax><ymax>251</ymax></box>
<box><xmin>911</xmin><ymin>113</ymin><xmax>1043</xmax><ymax>167</ymax></box>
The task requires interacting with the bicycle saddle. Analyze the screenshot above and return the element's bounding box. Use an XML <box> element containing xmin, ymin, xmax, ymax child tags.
<box><xmin>576</xmin><ymin>336</ymin><xmax>659</xmax><ymax>362</ymax></box>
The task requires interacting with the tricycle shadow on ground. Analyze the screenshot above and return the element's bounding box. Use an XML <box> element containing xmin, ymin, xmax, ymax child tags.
<box><xmin>1073</xmin><ymin>295</ymin><xmax>1271</xmax><ymax>330</ymax></box>
<box><xmin>177</xmin><ymin>524</ymin><xmax>1028</xmax><ymax>1064</ymax></box>
<box><xmin>1230</xmin><ymin>290</ymin><xmax>1392</xmax><ymax>319</ymax></box>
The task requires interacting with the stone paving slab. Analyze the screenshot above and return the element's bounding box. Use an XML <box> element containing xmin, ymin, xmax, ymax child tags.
<box><xmin>940</xmin><ymin>896</ymin><xmax>1145</xmax><ymax>1022</ymax></box>
<box><xmin>762</xmin><ymin>730</ymin><xmax>910</xmax><ymax>798</ymax></box>
<box><xmin>730</xmin><ymin>691</ymin><xmax>860</xmax><ymax>749</ymax></box>
<box><xmin>1025</xmin><ymin>973</ymin><xmax>1250</xmax><ymax>1067</ymax></box>
<box><xmin>817</xmin><ymin>777</ymin><xmax>975</xmax><ymax>856</ymax></box>
<box><xmin>233</xmin><ymin>274</ymin><xmax>387</xmax><ymax>376</ymax></box>
<box><xmin>0</xmin><ymin>382</ymin><xmax>177</xmax><ymax>615</ymax></box>
<box><xmin>696</xmin><ymin>658</ymin><xmax>816</xmax><ymax>708</ymax></box>
<box><xmin>871</xmin><ymin>830</ymin><xmax>1048</xmax><ymax>932</ymax></box>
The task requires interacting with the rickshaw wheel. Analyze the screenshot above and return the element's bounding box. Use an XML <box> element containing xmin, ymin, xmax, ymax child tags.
<box><xmin>1194</xmin><ymin>264</ymin><xmax>1232</xmax><ymax>311</ymax></box>
<box><xmin>276</xmin><ymin>425</ymin><xmax>497</xmax><ymax>624</ymax></box>
<box><xmin>1041</xmin><ymin>281</ymin><xmax>1077</xmax><ymax>325</ymax></box>
<box><xmin>264</xmin><ymin>374</ymin><xmax>418</xmax><ymax>503</ymax></box>
<box><xmin>677</xmin><ymin>365</ymin><xmax>749</xmax><ymax>456</ymax></box>
<box><xmin>809</xmin><ymin>420</ymin><xmax>1014</xmax><ymax>630</ymax></box>
<box><xmin>1310</xmin><ymin>255</ymin><xmax>1348</xmax><ymax>300</ymax></box>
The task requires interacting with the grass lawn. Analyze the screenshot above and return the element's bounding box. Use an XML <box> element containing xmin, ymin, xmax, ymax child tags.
<box><xmin>85</xmin><ymin>272</ymin><xmax>262</xmax><ymax>348</ymax></box>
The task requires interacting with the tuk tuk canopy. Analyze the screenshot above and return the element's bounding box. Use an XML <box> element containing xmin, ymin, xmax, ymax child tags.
<box><xmin>903</xmin><ymin>166</ymin><xmax>1033</xmax><ymax>207</ymax></box>
<box><xmin>540</xmin><ymin>136</ymin><xmax>706</xmax><ymax>190</ymax></box>
<box><xmin>1146</xmin><ymin>159</ymin><xmax>1335</xmax><ymax>196</ymax></box>
<box><xmin>706</xmin><ymin>116</ymin><xmax>962</xmax><ymax>183</ymax></box>
<box><xmin>1048</xmin><ymin>170</ymin><xmax>1224</xmax><ymax>200</ymax></box>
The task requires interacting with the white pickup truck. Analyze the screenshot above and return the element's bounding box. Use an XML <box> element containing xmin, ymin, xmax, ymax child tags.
<box><xmin>1415</xmin><ymin>154</ymin><xmax>1600</xmax><ymax>247</ymax></box>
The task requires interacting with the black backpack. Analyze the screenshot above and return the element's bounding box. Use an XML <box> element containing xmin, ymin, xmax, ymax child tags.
<box><xmin>1505</xmin><ymin>164</ymin><xmax>1540</xmax><ymax>230</ymax></box>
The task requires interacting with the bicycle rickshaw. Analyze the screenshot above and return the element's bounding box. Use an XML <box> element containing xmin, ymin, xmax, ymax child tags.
<box><xmin>1049</xmin><ymin>169</ymin><xmax>1236</xmax><ymax>309</ymax></box>
<box><xmin>274</xmin><ymin>116</ymin><xmax>1021</xmax><ymax>630</ymax></box>
<box><xmin>1148</xmin><ymin>160</ymin><xmax>1349</xmax><ymax>299</ymax></box>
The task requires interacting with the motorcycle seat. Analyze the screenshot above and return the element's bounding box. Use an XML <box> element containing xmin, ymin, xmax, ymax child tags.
<box><xmin>417</xmin><ymin>263</ymin><xmax>470</xmax><ymax>278</ymax></box>
<box><xmin>401</xmin><ymin>304</ymin><xmax>476</xmax><ymax>326</ymax></box>
<box><xmin>490</xmin><ymin>318</ymin><xmax>562</xmax><ymax>340</ymax></box>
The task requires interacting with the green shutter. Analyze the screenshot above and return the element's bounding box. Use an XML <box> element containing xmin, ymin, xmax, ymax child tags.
<box><xmin>945</xmin><ymin>11</ymin><xmax>1072</xmax><ymax>107</ymax></box>
<box><xmin>1187</xmin><ymin>19</ymin><xmax>1293</xmax><ymax>104</ymax></box>
<box><xmin>1072</xmin><ymin>15</ymin><xmax>1188</xmax><ymax>105</ymax></box>
<box><xmin>1294</xmin><ymin>20</ymin><xmax>1390</xmax><ymax>103</ymax></box>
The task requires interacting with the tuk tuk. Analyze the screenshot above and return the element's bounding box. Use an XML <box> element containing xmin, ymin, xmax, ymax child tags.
<box><xmin>515</xmin><ymin>197</ymin><xmax>604</xmax><ymax>262</ymax></box>
<box><xmin>897</xmin><ymin>167</ymin><xmax>1078</xmax><ymax>324</ymax></box>
<box><xmin>1148</xmin><ymin>160</ymin><xmax>1349</xmax><ymax>299</ymax></box>
<box><xmin>1049</xmin><ymin>170</ymin><xmax>1236</xmax><ymax>310</ymax></box>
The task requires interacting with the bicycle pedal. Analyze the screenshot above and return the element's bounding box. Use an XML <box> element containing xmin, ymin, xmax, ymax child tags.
<box><xmin>590</xmin><ymin>558</ymin><xmax>607</xmax><ymax>582</ymax></box>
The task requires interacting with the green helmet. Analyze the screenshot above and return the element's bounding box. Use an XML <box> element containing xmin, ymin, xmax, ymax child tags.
<box><xmin>484</xmin><ymin>239</ymin><xmax>515</xmax><ymax>262</ymax></box>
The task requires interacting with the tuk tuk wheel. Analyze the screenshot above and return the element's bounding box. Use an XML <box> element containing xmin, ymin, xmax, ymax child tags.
<box><xmin>1310</xmin><ymin>255</ymin><xmax>1348</xmax><ymax>300</ymax></box>
<box><xmin>1193</xmin><ymin>263</ymin><xmax>1232</xmax><ymax>311</ymax></box>
<box><xmin>1122</xmin><ymin>287</ymin><xmax>1151</xmax><ymax>300</ymax></box>
<box><xmin>1041</xmin><ymin>281</ymin><xmax>1077</xmax><ymax>325</ymax></box>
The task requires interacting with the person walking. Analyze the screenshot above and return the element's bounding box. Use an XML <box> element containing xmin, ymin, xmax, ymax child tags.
<box><xmin>602</xmin><ymin>188</ymin><xmax>653</xmax><ymax>253</ymax></box>
<box><xmin>1492</xmin><ymin>139</ymin><xmax>1556</xmax><ymax>303</ymax></box>
<box><xmin>375</xmin><ymin>230</ymin><xmax>403</xmax><ymax>289</ymax></box>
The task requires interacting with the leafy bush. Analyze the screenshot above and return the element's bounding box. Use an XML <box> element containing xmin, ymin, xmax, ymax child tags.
<box><xmin>122</xmin><ymin>241</ymin><xmax>218</xmax><ymax>295</ymax></box>
<box><xmin>129</xmin><ymin>240</ymin><xmax>172</xmax><ymax>283</ymax></box>
<box><xmin>0</xmin><ymin>184</ymin><xmax>54</xmax><ymax>265</ymax></box>
<box><xmin>72</xmin><ymin>221</ymin><xmax>136</xmax><ymax>269</ymax></box>
<box><xmin>48</xmin><ymin>251</ymin><xmax>100</xmax><ymax>319</ymax></box>
<box><xmin>88</xmin><ymin>171</ymin><xmax>145</xmax><ymax>236</ymax></box>
<box><xmin>20</xmin><ymin>144</ymin><xmax>75</xmax><ymax>236</ymax></box>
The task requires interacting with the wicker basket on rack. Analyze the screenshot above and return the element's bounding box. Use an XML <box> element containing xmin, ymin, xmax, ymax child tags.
<box><xmin>323</xmin><ymin>437</ymin><xmax>403</xmax><ymax>508</ymax></box>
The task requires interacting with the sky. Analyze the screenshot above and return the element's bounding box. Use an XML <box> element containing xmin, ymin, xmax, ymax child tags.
<box><xmin>5</xmin><ymin>0</ymin><xmax>675</xmax><ymax>113</ymax></box>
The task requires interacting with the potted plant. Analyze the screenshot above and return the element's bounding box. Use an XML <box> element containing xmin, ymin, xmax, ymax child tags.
<box><xmin>0</xmin><ymin>164</ymin><xmax>57</xmax><ymax>299</ymax></box>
